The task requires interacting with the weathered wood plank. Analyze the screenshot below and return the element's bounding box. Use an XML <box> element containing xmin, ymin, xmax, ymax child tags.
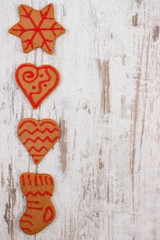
<box><xmin>0</xmin><ymin>0</ymin><xmax>159</xmax><ymax>239</ymax></box>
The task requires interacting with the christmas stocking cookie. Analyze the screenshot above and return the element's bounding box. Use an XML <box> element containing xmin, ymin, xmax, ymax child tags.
<box><xmin>19</xmin><ymin>173</ymin><xmax>56</xmax><ymax>235</ymax></box>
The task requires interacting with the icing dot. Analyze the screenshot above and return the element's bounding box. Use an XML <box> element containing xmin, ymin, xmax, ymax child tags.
<box><xmin>32</xmin><ymin>86</ymin><xmax>36</xmax><ymax>89</ymax></box>
<box><xmin>44</xmin><ymin>84</ymin><xmax>47</xmax><ymax>87</ymax></box>
<box><xmin>40</xmin><ymin>74</ymin><xmax>43</xmax><ymax>77</ymax></box>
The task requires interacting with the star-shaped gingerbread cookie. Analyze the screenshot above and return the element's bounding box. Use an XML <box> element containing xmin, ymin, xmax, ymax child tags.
<box><xmin>9</xmin><ymin>4</ymin><xmax>65</xmax><ymax>54</ymax></box>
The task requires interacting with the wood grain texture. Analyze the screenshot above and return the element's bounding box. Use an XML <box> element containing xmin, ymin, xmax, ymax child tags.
<box><xmin>0</xmin><ymin>0</ymin><xmax>160</xmax><ymax>239</ymax></box>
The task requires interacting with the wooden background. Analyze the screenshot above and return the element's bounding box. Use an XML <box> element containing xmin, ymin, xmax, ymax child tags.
<box><xmin>0</xmin><ymin>0</ymin><xmax>160</xmax><ymax>239</ymax></box>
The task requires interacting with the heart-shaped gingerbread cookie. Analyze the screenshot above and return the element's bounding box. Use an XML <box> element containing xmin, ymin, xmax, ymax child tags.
<box><xmin>16</xmin><ymin>64</ymin><xmax>60</xmax><ymax>109</ymax></box>
<box><xmin>17</xmin><ymin>118</ymin><xmax>60</xmax><ymax>165</ymax></box>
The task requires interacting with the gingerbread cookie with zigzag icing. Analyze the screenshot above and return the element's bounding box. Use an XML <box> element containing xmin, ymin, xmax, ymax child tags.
<box><xmin>17</xmin><ymin>118</ymin><xmax>60</xmax><ymax>165</ymax></box>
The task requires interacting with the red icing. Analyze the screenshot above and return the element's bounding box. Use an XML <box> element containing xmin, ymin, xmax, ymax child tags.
<box><xmin>49</xmin><ymin>177</ymin><xmax>53</xmax><ymax>185</ymax></box>
<box><xmin>40</xmin><ymin>121</ymin><xmax>56</xmax><ymax>127</ymax></box>
<box><xmin>45</xmin><ymin>176</ymin><xmax>48</xmax><ymax>185</ymax></box>
<box><xmin>12</xmin><ymin>23</ymin><xmax>30</xmax><ymax>36</ymax></box>
<box><xmin>21</xmin><ymin>227</ymin><xmax>31</xmax><ymax>233</ymax></box>
<box><xmin>25</xmin><ymin>191</ymin><xmax>52</xmax><ymax>197</ymax></box>
<box><xmin>18</xmin><ymin>127</ymin><xmax>59</xmax><ymax>137</ymax></box>
<box><xmin>28</xmin><ymin>146</ymin><xmax>48</xmax><ymax>153</ymax></box>
<box><xmin>16</xmin><ymin>64</ymin><xmax>59</xmax><ymax>109</ymax></box>
<box><xmin>39</xmin><ymin>176</ymin><xmax>43</xmax><ymax>185</ymax></box>
<box><xmin>22</xmin><ymin>66</ymin><xmax>38</xmax><ymax>83</ymax></box>
<box><xmin>27</xmin><ymin>206</ymin><xmax>42</xmax><ymax>210</ymax></box>
<box><xmin>23</xmin><ymin>136</ymin><xmax>58</xmax><ymax>145</ymax></box>
<box><xmin>19</xmin><ymin>120</ymin><xmax>37</xmax><ymax>129</ymax></box>
<box><xmin>24</xmin><ymin>213</ymin><xmax>33</xmax><ymax>219</ymax></box>
<box><xmin>22</xmin><ymin>175</ymin><xmax>25</xmax><ymax>186</ymax></box>
<box><xmin>20</xmin><ymin>220</ymin><xmax>33</xmax><ymax>226</ymax></box>
<box><xmin>35</xmin><ymin>175</ymin><xmax>38</xmax><ymax>186</ymax></box>
<box><xmin>43</xmin><ymin>206</ymin><xmax>54</xmax><ymax>223</ymax></box>
<box><xmin>28</xmin><ymin>174</ymin><xmax>31</xmax><ymax>185</ymax></box>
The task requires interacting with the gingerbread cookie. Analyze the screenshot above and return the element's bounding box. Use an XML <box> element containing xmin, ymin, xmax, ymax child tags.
<box><xmin>19</xmin><ymin>173</ymin><xmax>56</xmax><ymax>235</ymax></box>
<box><xmin>17</xmin><ymin>118</ymin><xmax>60</xmax><ymax>165</ymax></box>
<box><xmin>15</xmin><ymin>63</ymin><xmax>60</xmax><ymax>109</ymax></box>
<box><xmin>9</xmin><ymin>4</ymin><xmax>65</xmax><ymax>54</ymax></box>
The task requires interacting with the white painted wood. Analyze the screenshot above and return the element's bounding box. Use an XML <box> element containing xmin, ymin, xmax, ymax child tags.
<box><xmin>0</xmin><ymin>0</ymin><xmax>160</xmax><ymax>239</ymax></box>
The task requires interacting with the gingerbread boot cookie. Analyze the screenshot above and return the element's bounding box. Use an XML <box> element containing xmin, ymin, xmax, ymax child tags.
<box><xmin>19</xmin><ymin>173</ymin><xmax>56</xmax><ymax>235</ymax></box>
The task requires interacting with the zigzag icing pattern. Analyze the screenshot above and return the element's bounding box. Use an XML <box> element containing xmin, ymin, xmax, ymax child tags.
<box><xmin>17</xmin><ymin>118</ymin><xmax>60</xmax><ymax>165</ymax></box>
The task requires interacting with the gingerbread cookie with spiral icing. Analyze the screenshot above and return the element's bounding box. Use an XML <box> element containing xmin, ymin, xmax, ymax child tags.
<box><xmin>15</xmin><ymin>63</ymin><xmax>60</xmax><ymax>109</ymax></box>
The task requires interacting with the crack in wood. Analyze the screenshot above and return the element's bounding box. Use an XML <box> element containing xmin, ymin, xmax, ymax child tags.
<box><xmin>1</xmin><ymin>164</ymin><xmax>5</xmax><ymax>188</ymax></box>
<box><xmin>152</xmin><ymin>26</ymin><xmax>159</xmax><ymax>42</ymax></box>
<box><xmin>59</xmin><ymin>119</ymin><xmax>68</xmax><ymax>172</ymax></box>
<box><xmin>4</xmin><ymin>164</ymin><xmax>16</xmax><ymax>239</ymax></box>
<box><xmin>132</xmin><ymin>13</ymin><xmax>138</xmax><ymax>27</ymax></box>
<box><xmin>97</xmin><ymin>59</ymin><xmax>110</xmax><ymax>115</ymax></box>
